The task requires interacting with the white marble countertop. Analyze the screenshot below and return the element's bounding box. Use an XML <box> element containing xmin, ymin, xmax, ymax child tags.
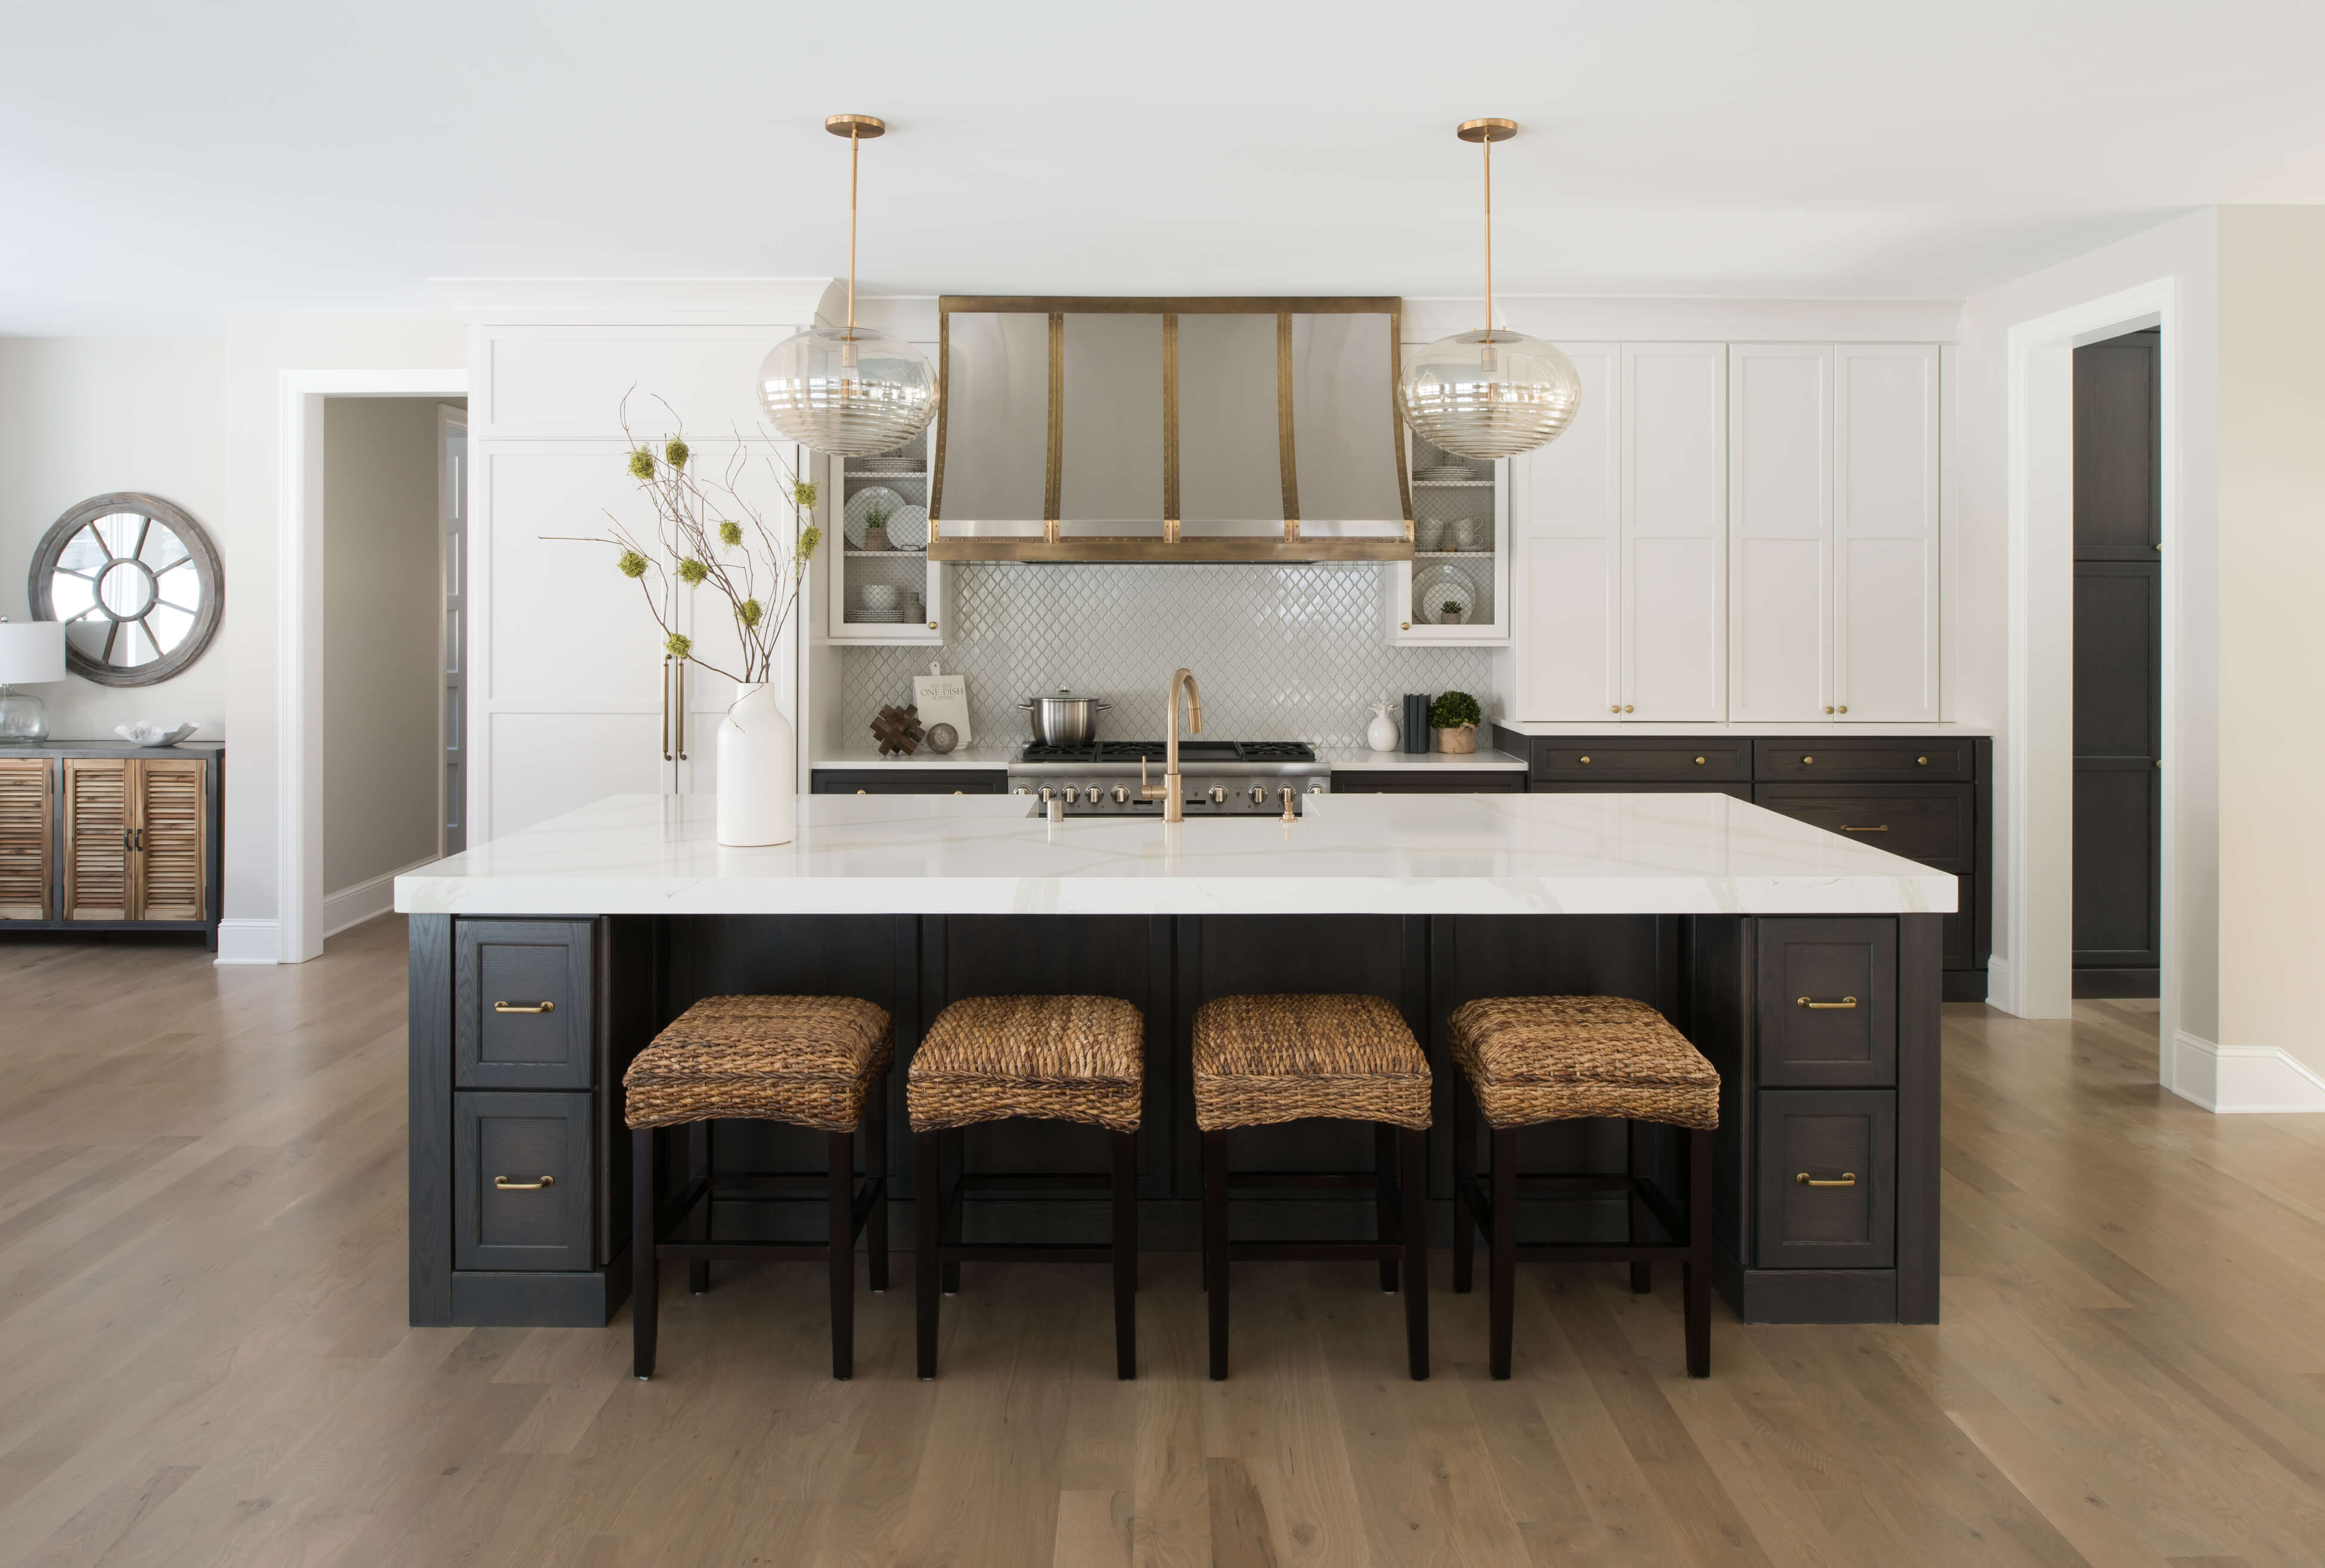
<box><xmin>1315</xmin><ymin>747</ymin><xmax>1527</xmax><ymax>771</ymax></box>
<box><xmin>395</xmin><ymin>791</ymin><xmax>1955</xmax><ymax>917</ymax></box>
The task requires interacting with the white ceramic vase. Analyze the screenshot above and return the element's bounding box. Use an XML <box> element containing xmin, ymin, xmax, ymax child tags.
<box><xmin>716</xmin><ymin>681</ymin><xmax>796</xmax><ymax>847</ymax></box>
<box><xmin>1366</xmin><ymin>702</ymin><xmax>1399</xmax><ymax>753</ymax></box>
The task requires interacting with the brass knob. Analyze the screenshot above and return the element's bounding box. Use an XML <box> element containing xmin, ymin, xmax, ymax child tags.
<box><xmin>1917</xmin><ymin>756</ymin><xmax>1928</xmax><ymax>765</ymax></box>
<box><xmin>1579</xmin><ymin>756</ymin><xmax>1590</xmax><ymax>765</ymax></box>
<box><xmin>1802</xmin><ymin>756</ymin><xmax>1814</xmax><ymax>765</ymax></box>
<box><xmin>1694</xmin><ymin>756</ymin><xmax>1705</xmax><ymax>765</ymax></box>
<box><xmin>857</xmin><ymin>788</ymin><xmax>868</xmax><ymax>794</ymax></box>
<box><xmin>953</xmin><ymin>790</ymin><xmax>965</xmax><ymax>795</ymax></box>
<box><xmin>1623</xmin><ymin>704</ymin><xmax>1633</xmax><ymax>713</ymax></box>
<box><xmin>1402</xmin><ymin>622</ymin><xmax>1411</xmax><ymax>631</ymax></box>
<box><xmin>1824</xmin><ymin>706</ymin><xmax>1834</xmax><ymax>714</ymax></box>
<box><xmin>1838</xmin><ymin>706</ymin><xmax>1847</xmax><ymax>714</ymax></box>
<box><xmin>1610</xmin><ymin>704</ymin><xmax>1620</xmax><ymax>713</ymax></box>
<box><xmin>929</xmin><ymin>622</ymin><xmax>938</xmax><ymax>630</ymax></box>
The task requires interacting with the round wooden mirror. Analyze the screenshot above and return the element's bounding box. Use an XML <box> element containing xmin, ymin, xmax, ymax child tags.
<box><xmin>27</xmin><ymin>493</ymin><xmax>223</xmax><ymax>687</ymax></box>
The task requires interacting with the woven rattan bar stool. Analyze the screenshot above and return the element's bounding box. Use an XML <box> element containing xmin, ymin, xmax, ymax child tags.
<box><xmin>1192</xmin><ymin>993</ymin><xmax>1431</xmax><ymax>1382</ymax></box>
<box><xmin>1447</xmin><ymin>995</ymin><xmax>1720</xmax><ymax>1379</ymax></box>
<box><xmin>624</xmin><ymin>995</ymin><xmax>891</xmax><ymax>1382</ymax></box>
<box><xmin>909</xmin><ymin>995</ymin><xmax>1143</xmax><ymax>1381</ymax></box>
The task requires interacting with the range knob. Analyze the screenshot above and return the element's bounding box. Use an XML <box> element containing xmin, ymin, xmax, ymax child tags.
<box><xmin>1012</xmin><ymin>785</ymin><xmax>1028</xmax><ymax>795</ymax></box>
<box><xmin>1250</xmin><ymin>786</ymin><xmax>1266</xmax><ymax>805</ymax></box>
<box><xmin>1062</xmin><ymin>786</ymin><xmax>1078</xmax><ymax>804</ymax></box>
<box><xmin>1112</xmin><ymin>785</ymin><xmax>1129</xmax><ymax>804</ymax></box>
<box><xmin>1308</xmin><ymin>781</ymin><xmax>1324</xmax><ymax>794</ymax></box>
<box><xmin>1208</xmin><ymin>786</ymin><xmax>1227</xmax><ymax>805</ymax></box>
<box><xmin>1040</xmin><ymin>786</ymin><xmax>1056</xmax><ymax>803</ymax></box>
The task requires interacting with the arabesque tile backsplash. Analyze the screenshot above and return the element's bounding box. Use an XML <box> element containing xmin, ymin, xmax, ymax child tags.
<box><xmin>838</xmin><ymin>563</ymin><xmax>1492</xmax><ymax>748</ymax></box>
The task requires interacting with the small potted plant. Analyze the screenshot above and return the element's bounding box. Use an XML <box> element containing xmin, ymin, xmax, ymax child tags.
<box><xmin>1439</xmin><ymin>598</ymin><xmax>1468</xmax><ymax>626</ymax></box>
<box><xmin>1430</xmin><ymin>690</ymin><xmax>1481</xmax><ymax>753</ymax></box>
<box><xmin>862</xmin><ymin>500</ymin><xmax>892</xmax><ymax>552</ymax></box>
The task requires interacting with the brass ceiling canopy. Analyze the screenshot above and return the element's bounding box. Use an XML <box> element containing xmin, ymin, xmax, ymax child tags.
<box><xmin>1455</xmin><ymin>117</ymin><xmax>1518</xmax><ymax>144</ymax></box>
<box><xmin>824</xmin><ymin>113</ymin><xmax>886</xmax><ymax>139</ymax></box>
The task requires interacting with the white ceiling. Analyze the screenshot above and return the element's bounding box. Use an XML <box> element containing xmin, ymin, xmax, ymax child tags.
<box><xmin>6</xmin><ymin>0</ymin><xmax>2325</xmax><ymax>335</ymax></box>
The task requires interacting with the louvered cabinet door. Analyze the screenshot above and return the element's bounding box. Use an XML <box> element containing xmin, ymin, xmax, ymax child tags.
<box><xmin>63</xmin><ymin>760</ymin><xmax>133</xmax><ymax>920</ymax></box>
<box><xmin>135</xmin><ymin>759</ymin><xmax>208</xmax><ymax>921</ymax></box>
<box><xmin>0</xmin><ymin>759</ymin><xmax>49</xmax><ymax>920</ymax></box>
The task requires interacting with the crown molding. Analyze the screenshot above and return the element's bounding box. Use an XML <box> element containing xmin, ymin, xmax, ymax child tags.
<box><xmin>430</xmin><ymin>277</ymin><xmax>839</xmax><ymax>326</ymax></box>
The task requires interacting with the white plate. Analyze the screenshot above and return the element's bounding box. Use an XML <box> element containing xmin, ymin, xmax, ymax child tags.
<box><xmin>844</xmin><ymin>486</ymin><xmax>909</xmax><ymax>548</ymax></box>
<box><xmin>886</xmin><ymin>503</ymin><xmax>929</xmax><ymax>550</ymax></box>
<box><xmin>1412</xmin><ymin>563</ymin><xmax>1478</xmax><ymax>626</ymax></box>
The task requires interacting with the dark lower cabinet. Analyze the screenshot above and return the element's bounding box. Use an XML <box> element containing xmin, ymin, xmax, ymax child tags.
<box><xmin>812</xmin><ymin>768</ymin><xmax>1008</xmax><ymax>794</ymax></box>
<box><xmin>1753</xmin><ymin>1089</ymin><xmax>1897</xmax><ymax>1269</ymax></box>
<box><xmin>454</xmin><ymin>1091</ymin><xmax>596</xmax><ymax>1271</ymax></box>
<box><xmin>1328</xmin><ymin>769</ymin><xmax>1524</xmax><ymax>793</ymax></box>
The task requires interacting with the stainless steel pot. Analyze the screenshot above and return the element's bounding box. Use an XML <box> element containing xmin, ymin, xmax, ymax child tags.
<box><xmin>1019</xmin><ymin>688</ymin><xmax>1111</xmax><ymax>746</ymax></box>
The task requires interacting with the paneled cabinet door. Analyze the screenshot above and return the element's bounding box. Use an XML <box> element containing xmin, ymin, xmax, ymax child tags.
<box><xmin>135</xmin><ymin>759</ymin><xmax>207</xmax><ymax>921</ymax></box>
<box><xmin>63</xmin><ymin>759</ymin><xmax>133</xmax><ymax>920</ymax></box>
<box><xmin>0</xmin><ymin>759</ymin><xmax>49</xmax><ymax>920</ymax></box>
<box><xmin>1728</xmin><ymin>345</ymin><xmax>1833</xmax><ymax>721</ymax></box>
<box><xmin>1833</xmin><ymin>345</ymin><xmax>1940</xmax><ymax>722</ymax></box>
<box><xmin>1515</xmin><ymin>344</ymin><xmax>1620</xmax><ymax>718</ymax></box>
<box><xmin>1620</xmin><ymin>343</ymin><xmax>1726</xmax><ymax>722</ymax></box>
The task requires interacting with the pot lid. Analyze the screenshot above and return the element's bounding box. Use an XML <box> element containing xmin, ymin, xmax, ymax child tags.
<box><xmin>1027</xmin><ymin>688</ymin><xmax>1103</xmax><ymax>704</ymax></box>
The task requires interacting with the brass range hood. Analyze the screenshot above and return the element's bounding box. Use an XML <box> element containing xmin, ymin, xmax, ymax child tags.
<box><xmin>927</xmin><ymin>296</ymin><xmax>1414</xmax><ymax>564</ymax></box>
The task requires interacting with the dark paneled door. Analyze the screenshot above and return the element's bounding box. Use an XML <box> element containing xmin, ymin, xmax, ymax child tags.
<box><xmin>2070</xmin><ymin>330</ymin><xmax>2162</xmax><ymax>996</ymax></box>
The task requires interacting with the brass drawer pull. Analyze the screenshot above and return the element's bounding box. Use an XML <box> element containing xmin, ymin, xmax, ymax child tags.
<box><xmin>1801</xmin><ymin>756</ymin><xmax>1814</xmax><ymax>765</ymax></box>
<box><xmin>1840</xmin><ymin>825</ymin><xmax>1888</xmax><ymax>833</ymax></box>
<box><xmin>494</xmin><ymin>1001</ymin><xmax>556</xmax><ymax>1014</ymax></box>
<box><xmin>1796</xmin><ymin>996</ymin><xmax>1858</xmax><ymax>1010</ymax></box>
<box><xmin>1796</xmin><ymin>1172</ymin><xmax>1856</xmax><ymax>1188</ymax></box>
<box><xmin>494</xmin><ymin>1175</ymin><xmax>556</xmax><ymax>1191</ymax></box>
<box><xmin>1694</xmin><ymin>756</ymin><xmax>1706</xmax><ymax>765</ymax></box>
<box><xmin>1578</xmin><ymin>756</ymin><xmax>1590</xmax><ymax>764</ymax></box>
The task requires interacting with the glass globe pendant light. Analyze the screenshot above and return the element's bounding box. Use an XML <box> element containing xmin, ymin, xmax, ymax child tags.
<box><xmin>758</xmin><ymin>115</ymin><xmax>938</xmax><ymax>457</ymax></box>
<box><xmin>1397</xmin><ymin>119</ymin><xmax>1582</xmax><ymax>461</ymax></box>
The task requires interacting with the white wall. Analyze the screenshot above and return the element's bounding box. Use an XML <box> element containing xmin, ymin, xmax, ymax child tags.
<box><xmin>2215</xmin><ymin>206</ymin><xmax>2325</xmax><ymax>1086</ymax></box>
<box><xmin>0</xmin><ymin>338</ymin><xmax>227</xmax><ymax>738</ymax></box>
<box><xmin>1957</xmin><ymin>210</ymin><xmax>2220</xmax><ymax>1039</ymax></box>
<box><xmin>322</xmin><ymin>396</ymin><xmax>453</xmax><ymax>900</ymax></box>
<box><xmin>218</xmin><ymin>313</ymin><xmax>467</xmax><ymax>956</ymax></box>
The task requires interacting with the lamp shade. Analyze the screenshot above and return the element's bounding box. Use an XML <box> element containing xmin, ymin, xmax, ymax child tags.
<box><xmin>0</xmin><ymin>620</ymin><xmax>66</xmax><ymax>684</ymax></box>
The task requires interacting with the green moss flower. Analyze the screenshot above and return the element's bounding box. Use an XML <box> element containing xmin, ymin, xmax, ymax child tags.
<box><xmin>718</xmin><ymin>519</ymin><xmax>743</xmax><ymax>547</ymax></box>
<box><xmin>676</xmin><ymin>557</ymin><xmax>708</xmax><ymax>586</ymax></box>
<box><xmin>737</xmin><ymin>598</ymin><xmax>763</xmax><ymax>629</ymax></box>
<box><xmin>627</xmin><ymin>448</ymin><xmax>655</xmax><ymax>480</ymax></box>
<box><xmin>663</xmin><ymin>437</ymin><xmax>689</xmax><ymax>470</ymax></box>
<box><xmin>795</xmin><ymin>524</ymin><xmax>822</xmax><ymax>564</ymax></box>
<box><xmin>792</xmin><ymin>480</ymin><xmax>819</xmax><ymax>510</ymax></box>
<box><xmin>616</xmin><ymin>549</ymin><xmax>649</xmax><ymax>579</ymax></box>
<box><xmin>664</xmin><ymin>632</ymin><xmax>692</xmax><ymax>660</ymax></box>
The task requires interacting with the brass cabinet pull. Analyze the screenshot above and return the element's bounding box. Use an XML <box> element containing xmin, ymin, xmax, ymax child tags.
<box><xmin>1837</xmin><ymin>706</ymin><xmax>1847</xmax><ymax>714</ymax></box>
<box><xmin>661</xmin><ymin>656</ymin><xmax>674</xmax><ymax>763</ymax></box>
<box><xmin>1623</xmin><ymin>704</ymin><xmax>1633</xmax><ymax>713</ymax></box>
<box><xmin>494</xmin><ymin>1175</ymin><xmax>556</xmax><ymax>1191</ymax></box>
<box><xmin>1610</xmin><ymin>704</ymin><xmax>1620</xmax><ymax>713</ymax></box>
<box><xmin>1578</xmin><ymin>756</ymin><xmax>1590</xmax><ymax>765</ymax></box>
<box><xmin>1694</xmin><ymin>756</ymin><xmax>1706</xmax><ymax>765</ymax></box>
<box><xmin>1840</xmin><ymin>825</ymin><xmax>1888</xmax><ymax>833</ymax></box>
<box><xmin>1824</xmin><ymin>706</ymin><xmax>1834</xmax><ymax>714</ymax></box>
<box><xmin>1917</xmin><ymin>756</ymin><xmax>1929</xmax><ymax>765</ymax></box>
<box><xmin>1796</xmin><ymin>1172</ymin><xmax>1856</xmax><ymax>1188</ymax></box>
<box><xmin>494</xmin><ymin>1000</ymin><xmax>555</xmax><ymax>1014</ymax></box>
<box><xmin>1796</xmin><ymin>995</ymin><xmax>1859</xmax><ymax>1009</ymax></box>
<box><xmin>1801</xmin><ymin>756</ymin><xmax>1814</xmax><ymax>765</ymax></box>
<box><xmin>674</xmin><ymin>659</ymin><xmax>686</xmax><ymax>762</ymax></box>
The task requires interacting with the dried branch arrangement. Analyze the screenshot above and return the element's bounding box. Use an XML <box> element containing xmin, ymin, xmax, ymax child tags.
<box><xmin>547</xmin><ymin>391</ymin><xmax>823</xmax><ymax>685</ymax></box>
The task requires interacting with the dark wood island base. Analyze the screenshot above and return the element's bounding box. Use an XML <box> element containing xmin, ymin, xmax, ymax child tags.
<box><xmin>409</xmin><ymin>911</ymin><xmax>1940</xmax><ymax>1331</ymax></box>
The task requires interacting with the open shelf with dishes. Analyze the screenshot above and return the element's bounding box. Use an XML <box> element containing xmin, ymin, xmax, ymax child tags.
<box><xmin>1389</xmin><ymin>429</ymin><xmax>1509</xmax><ymax>644</ymax></box>
<box><xmin>826</xmin><ymin>419</ymin><xmax>947</xmax><ymax>645</ymax></box>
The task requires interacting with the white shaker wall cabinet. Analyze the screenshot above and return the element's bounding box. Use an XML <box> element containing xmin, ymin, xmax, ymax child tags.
<box><xmin>1728</xmin><ymin>344</ymin><xmax>1834</xmax><ymax>721</ymax></box>
<box><xmin>1513</xmin><ymin>344</ymin><xmax>1620</xmax><ymax>718</ymax></box>
<box><xmin>1833</xmin><ymin>344</ymin><xmax>1940</xmax><ymax>722</ymax></box>
<box><xmin>466</xmin><ymin>300</ymin><xmax>829</xmax><ymax>841</ymax></box>
<box><xmin>1620</xmin><ymin>344</ymin><xmax>1727</xmax><ymax>721</ymax></box>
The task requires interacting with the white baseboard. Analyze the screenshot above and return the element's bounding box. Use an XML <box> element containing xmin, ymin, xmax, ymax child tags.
<box><xmin>323</xmin><ymin>858</ymin><xmax>434</xmax><ymax>938</ymax></box>
<box><xmin>213</xmin><ymin>918</ymin><xmax>283</xmax><ymax>965</ymax></box>
<box><xmin>2168</xmin><ymin>1030</ymin><xmax>2325</xmax><ymax>1113</ymax></box>
<box><xmin>1983</xmin><ymin>955</ymin><xmax>2012</xmax><ymax>1012</ymax></box>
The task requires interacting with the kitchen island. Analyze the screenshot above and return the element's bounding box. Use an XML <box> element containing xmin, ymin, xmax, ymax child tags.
<box><xmin>398</xmin><ymin>791</ymin><xmax>1950</xmax><ymax>1330</ymax></box>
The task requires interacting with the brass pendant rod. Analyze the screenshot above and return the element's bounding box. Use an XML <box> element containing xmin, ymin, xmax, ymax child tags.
<box><xmin>847</xmin><ymin>126</ymin><xmax>859</xmax><ymax>331</ymax></box>
<box><xmin>1481</xmin><ymin>129</ymin><xmax>1493</xmax><ymax>333</ymax></box>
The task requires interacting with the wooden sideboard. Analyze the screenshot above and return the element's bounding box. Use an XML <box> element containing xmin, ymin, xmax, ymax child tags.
<box><xmin>0</xmin><ymin>741</ymin><xmax>222</xmax><ymax>948</ymax></box>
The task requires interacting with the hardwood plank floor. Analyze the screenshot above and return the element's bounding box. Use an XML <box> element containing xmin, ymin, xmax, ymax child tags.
<box><xmin>1</xmin><ymin>923</ymin><xmax>2320</xmax><ymax>1566</ymax></box>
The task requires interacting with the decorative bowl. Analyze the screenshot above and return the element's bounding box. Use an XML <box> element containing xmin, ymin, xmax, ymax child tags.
<box><xmin>115</xmin><ymin>722</ymin><xmax>197</xmax><ymax>747</ymax></box>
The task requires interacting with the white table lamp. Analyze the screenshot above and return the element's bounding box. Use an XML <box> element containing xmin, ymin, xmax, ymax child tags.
<box><xmin>0</xmin><ymin>620</ymin><xmax>67</xmax><ymax>744</ymax></box>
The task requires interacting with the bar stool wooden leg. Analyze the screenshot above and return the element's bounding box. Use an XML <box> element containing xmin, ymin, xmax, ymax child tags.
<box><xmin>1204</xmin><ymin>1129</ymin><xmax>1229</xmax><ymax>1381</ymax></box>
<box><xmin>1490</xmin><ymin>1125</ymin><xmax>1517</xmax><ymax>1380</ymax></box>
<box><xmin>940</xmin><ymin>1126</ymin><xmax>963</xmax><ymax>1296</ymax></box>
<box><xmin>826</xmin><ymin>1130</ymin><xmax>854</xmax><ymax>1380</ymax></box>
<box><xmin>1400</xmin><ymin>1124</ymin><xmax>1429</xmax><ymax>1380</ymax></box>
<box><xmin>1375</xmin><ymin>1122</ymin><xmax>1399</xmax><ymax>1294</ymax></box>
<box><xmin>1628</xmin><ymin>1119</ymin><xmax>1654</xmax><ymax>1295</ymax></box>
<box><xmin>1452</xmin><ymin>1069</ymin><xmax>1477</xmax><ymax>1295</ymax></box>
<box><xmin>687</xmin><ymin>1121</ymin><xmax>712</xmax><ymax>1295</ymax></box>
<box><xmin>631</xmin><ymin>1125</ymin><xmax>659</xmax><ymax>1380</ymax></box>
<box><xmin>866</xmin><ymin>1069</ymin><xmax>889</xmax><ymax>1293</ymax></box>
<box><xmin>915</xmin><ymin>1128</ymin><xmax>940</xmax><ymax>1380</ymax></box>
<box><xmin>1686</xmin><ymin>1126</ymin><xmax>1712</xmax><ymax>1378</ymax></box>
<box><xmin>1112</xmin><ymin>1129</ymin><xmax>1137</xmax><ymax>1380</ymax></box>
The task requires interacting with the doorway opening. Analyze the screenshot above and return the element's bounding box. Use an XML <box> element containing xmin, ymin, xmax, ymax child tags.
<box><xmin>2070</xmin><ymin>330</ymin><xmax>2161</xmax><ymax>997</ymax></box>
<box><xmin>316</xmin><ymin>395</ymin><xmax>470</xmax><ymax>937</ymax></box>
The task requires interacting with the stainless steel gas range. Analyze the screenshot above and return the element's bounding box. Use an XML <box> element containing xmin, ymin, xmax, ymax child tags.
<box><xmin>1008</xmin><ymin>740</ymin><xmax>1330</xmax><ymax>816</ymax></box>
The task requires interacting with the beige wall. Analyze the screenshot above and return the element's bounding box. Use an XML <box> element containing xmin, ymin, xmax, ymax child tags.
<box><xmin>1956</xmin><ymin>209</ymin><xmax>2221</xmax><ymax>1038</ymax></box>
<box><xmin>0</xmin><ymin>338</ymin><xmax>227</xmax><ymax>739</ymax></box>
<box><xmin>322</xmin><ymin>397</ymin><xmax>454</xmax><ymax>898</ymax></box>
<box><xmin>2215</xmin><ymin>206</ymin><xmax>2325</xmax><ymax>1074</ymax></box>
